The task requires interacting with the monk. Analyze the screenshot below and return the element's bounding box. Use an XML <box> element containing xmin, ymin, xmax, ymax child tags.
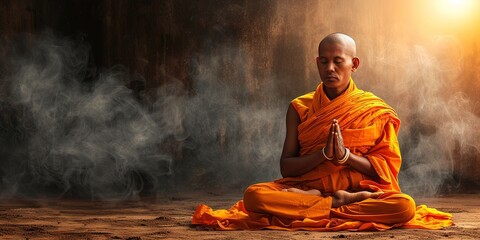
<box><xmin>192</xmin><ymin>33</ymin><xmax>453</xmax><ymax>231</ymax></box>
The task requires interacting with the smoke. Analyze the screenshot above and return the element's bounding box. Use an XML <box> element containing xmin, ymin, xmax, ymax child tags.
<box><xmin>269</xmin><ymin>0</ymin><xmax>480</xmax><ymax>195</ymax></box>
<box><xmin>0</xmin><ymin>32</ymin><xmax>285</xmax><ymax>199</ymax></box>
<box><xmin>174</xmin><ymin>40</ymin><xmax>285</xmax><ymax>192</ymax></box>
<box><xmin>1</xmin><ymin>1</ymin><xmax>479</xmax><ymax>199</ymax></box>
<box><xmin>1</xmin><ymin>34</ymin><xmax>171</xmax><ymax>198</ymax></box>
<box><xmin>366</xmin><ymin>36</ymin><xmax>480</xmax><ymax>195</ymax></box>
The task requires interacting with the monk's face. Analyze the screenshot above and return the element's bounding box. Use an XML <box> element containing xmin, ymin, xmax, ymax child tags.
<box><xmin>316</xmin><ymin>42</ymin><xmax>358</xmax><ymax>91</ymax></box>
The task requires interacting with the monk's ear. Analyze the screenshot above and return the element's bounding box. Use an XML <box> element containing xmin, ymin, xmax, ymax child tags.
<box><xmin>351</xmin><ymin>57</ymin><xmax>360</xmax><ymax>72</ymax></box>
<box><xmin>316</xmin><ymin>57</ymin><xmax>322</xmax><ymax>70</ymax></box>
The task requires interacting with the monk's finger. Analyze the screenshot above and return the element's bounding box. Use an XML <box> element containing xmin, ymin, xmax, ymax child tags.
<box><xmin>329</xmin><ymin>120</ymin><xmax>336</xmax><ymax>133</ymax></box>
<box><xmin>334</xmin><ymin>132</ymin><xmax>345</xmax><ymax>159</ymax></box>
<box><xmin>333</xmin><ymin>131</ymin><xmax>337</xmax><ymax>144</ymax></box>
<box><xmin>328</xmin><ymin>129</ymin><xmax>334</xmax><ymax>144</ymax></box>
<box><xmin>335</xmin><ymin>122</ymin><xmax>343</xmax><ymax>137</ymax></box>
<box><xmin>325</xmin><ymin>129</ymin><xmax>334</xmax><ymax>158</ymax></box>
<box><xmin>335</xmin><ymin>123</ymin><xmax>345</xmax><ymax>148</ymax></box>
<box><xmin>333</xmin><ymin>132</ymin><xmax>338</xmax><ymax>157</ymax></box>
<box><xmin>326</xmin><ymin>122</ymin><xmax>335</xmax><ymax>146</ymax></box>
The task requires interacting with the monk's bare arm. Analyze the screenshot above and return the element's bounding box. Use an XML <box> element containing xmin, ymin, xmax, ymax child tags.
<box><xmin>280</xmin><ymin>104</ymin><xmax>329</xmax><ymax>177</ymax></box>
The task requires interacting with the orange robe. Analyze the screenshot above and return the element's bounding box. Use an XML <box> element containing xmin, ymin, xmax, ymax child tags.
<box><xmin>192</xmin><ymin>79</ymin><xmax>453</xmax><ymax>231</ymax></box>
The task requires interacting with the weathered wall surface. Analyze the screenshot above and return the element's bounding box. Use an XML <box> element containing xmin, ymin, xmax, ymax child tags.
<box><xmin>0</xmin><ymin>0</ymin><xmax>479</xmax><ymax>198</ymax></box>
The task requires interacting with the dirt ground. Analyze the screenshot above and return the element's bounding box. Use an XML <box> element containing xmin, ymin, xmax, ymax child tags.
<box><xmin>0</xmin><ymin>193</ymin><xmax>478</xmax><ymax>240</ymax></box>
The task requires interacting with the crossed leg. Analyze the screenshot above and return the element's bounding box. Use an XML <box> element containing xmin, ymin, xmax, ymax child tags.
<box><xmin>244</xmin><ymin>182</ymin><xmax>415</xmax><ymax>224</ymax></box>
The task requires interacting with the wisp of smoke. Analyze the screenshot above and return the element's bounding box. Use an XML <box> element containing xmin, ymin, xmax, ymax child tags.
<box><xmin>0</xmin><ymin>33</ymin><xmax>285</xmax><ymax>199</ymax></box>
<box><xmin>369</xmin><ymin>36</ymin><xmax>480</xmax><ymax>196</ymax></box>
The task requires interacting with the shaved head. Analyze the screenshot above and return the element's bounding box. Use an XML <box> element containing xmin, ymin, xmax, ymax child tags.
<box><xmin>315</xmin><ymin>33</ymin><xmax>360</xmax><ymax>99</ymax></box>
<box><xmin>318</xmin><ymin>33</ymin><xmax>356</xmax><ymax>57</ymax></box>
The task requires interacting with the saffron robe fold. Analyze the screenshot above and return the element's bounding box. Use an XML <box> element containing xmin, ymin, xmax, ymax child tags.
<box><xmin>192</xmin><ymin>79</ymin><xmax>453</xmax><ymax>231</ymax></box>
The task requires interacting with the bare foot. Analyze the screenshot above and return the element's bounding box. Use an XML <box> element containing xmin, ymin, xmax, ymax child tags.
<box><xmin>282</xmin><ymin>188</ymin><xmax>322</xmax><ymax>196</ymax></box>
<box><xmin>331</xmin><ymin>190</ymin><xmax>382</xmax><ymax>208</ymax></box>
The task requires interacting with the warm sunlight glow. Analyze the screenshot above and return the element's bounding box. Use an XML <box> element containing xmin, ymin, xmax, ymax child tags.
<box><xmin>437</xmin><ymin>0</ymin><xmax>475</xmax><ymax>19</ymax></box>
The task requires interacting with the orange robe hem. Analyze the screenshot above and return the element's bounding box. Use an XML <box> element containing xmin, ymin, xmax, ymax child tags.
<box><xmin>191</xmin><ymin>79</ymin><xmax>453</xmax><ymax>231</ymax></box>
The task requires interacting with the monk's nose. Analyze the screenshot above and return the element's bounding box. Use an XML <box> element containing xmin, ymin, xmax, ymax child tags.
<box><xmin>326</xmin><ymin>62</ymin><xmax>335</xmax><ymax>72</ymax></box>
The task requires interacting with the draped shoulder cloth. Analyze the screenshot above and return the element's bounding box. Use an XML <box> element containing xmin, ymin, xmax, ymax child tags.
<box><xmin>192</xmin><ymin>79</ymin><xmax>453</xmax><ymax>231</ymax></box>
<box><xmin>278</xmin><ymin>78</ymin><xmax>402</xmax><ymax>192</ymax></box>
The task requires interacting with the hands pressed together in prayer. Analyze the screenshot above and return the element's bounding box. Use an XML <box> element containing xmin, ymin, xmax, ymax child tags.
<box><xmin>323</xmin><ymin>119</ymin><xmax>350</xmax><ymax>165</ymax></box>
<box><xmin>279</xmin><ymin>106</ymin><xmax>376</xmax><ymax>178</ymax></box>
<box><xmin>283</xmin><ymin>118</ymin><xmax>382</xmax><ymax>206</ymax></box>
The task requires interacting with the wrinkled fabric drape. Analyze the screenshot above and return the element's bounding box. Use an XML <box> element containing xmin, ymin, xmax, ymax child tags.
<box><xmin>192</xmin><ymin>79</ymin><xmax>453</xmax><ymax>231</ymax></box>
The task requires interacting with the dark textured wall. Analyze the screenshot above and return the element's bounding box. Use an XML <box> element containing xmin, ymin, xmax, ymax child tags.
<box><xmin>0</xmin><ymin>0</ymin><xmax>479</xmax><ymax>198</ymax></box>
